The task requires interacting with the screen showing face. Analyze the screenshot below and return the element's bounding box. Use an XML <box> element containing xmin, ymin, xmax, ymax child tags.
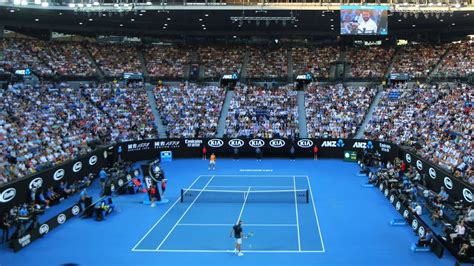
<box><xmin>341</xmin><ymin>5</ymin><xmax>389</xmax><ymax>35</ymax></box>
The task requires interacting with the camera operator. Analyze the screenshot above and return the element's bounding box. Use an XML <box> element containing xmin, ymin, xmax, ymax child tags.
<box><xmin>27</xmin><ymin>202</ymin><xmax>43</xmax><ymax>231</ymax></box>
<box><xmin>1</xmin><ymin>212</ymin><xmax>10</xmax><ymax>244</ymax></box>
<box><xmin>15</xmin><ymin>204</ymin><xmax>30</xmax><ymax>239</ymax></box>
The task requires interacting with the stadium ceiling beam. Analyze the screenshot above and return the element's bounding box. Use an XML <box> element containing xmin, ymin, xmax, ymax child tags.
<box><xmin>1</xmin><ymin>3</ymin><xmax>474</xmax><ymax>11</ymax></box>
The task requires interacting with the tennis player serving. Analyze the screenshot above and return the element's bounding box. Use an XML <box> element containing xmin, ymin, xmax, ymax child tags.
<box><xmin>230</xmin><ymin>220</ymin><xmax>244</xmax><ymax>256</ymax></box>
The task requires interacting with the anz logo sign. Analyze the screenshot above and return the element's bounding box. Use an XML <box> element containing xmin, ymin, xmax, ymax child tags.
<box><xmin>321</xmin><ymin>139</ymin><xmax>345</xmax><ymax>148</ymax></box>
<box><xmin>249</xmin><ymin>139</ymin><xmax>265</xmax><ymax>148</ymax></box>
<box><xmin>269</xmin><ymin>139</ymin><xmax>285</xmax><ymax>148</ymax></box>
<box><xmin>352</xmin><ymin>141</ymin><xmax>374</xmax><ymax>149</ymax></box>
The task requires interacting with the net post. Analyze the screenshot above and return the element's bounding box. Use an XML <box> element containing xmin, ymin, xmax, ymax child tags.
<box><xmin>180</xmin><ymin>189</ymin><xmax>183</xmax><ymax>203</ymax></box>
<box><xmin>306</xmin><ymin>189</ymin><xmax>309</xmax><ymax>203</ymax></box>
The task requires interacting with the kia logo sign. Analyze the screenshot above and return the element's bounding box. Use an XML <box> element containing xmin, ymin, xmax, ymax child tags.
<box><xmin>249</xmin><ymin>139</ymin><xmax>265</xmax><ymax>148</ymax></box>
<box><xmin>53</xmin><ymin>169</ymin><xmax>65</xmax><ymax>181</ymax></box>
<box><xmin>29</xmin><ymin>177</ymin><xmax>43</xmax><ymax>190</ymax></box>
<box><xmin>418</xmin><ymin>226</ymin><xmax>425</xmax><ymax>238</ymax></box>
<box><xmin>208</xmin><ymin>139</ymin><xmax>224</xmax><ymax>148</ymax></box>
<box><xmin>405</xmin><ymin>154</ymin><xmax>412</xmax><ymax>163</ymax></box>
<box><xmin>297</xmin><ymin>139</ymin><xmax>313</xmax><ymax>148</ymax></box>
<box><xmin>269</xmin><ymin>139</ymin><xmax>285</xmax><ymax>148</ymax></box>
<box><xmin>416</xmin><ymin>160</ymin><xmax>423</xmax><ymax>171</ymax></box>
<box><xmin>444</xmin><ymin>177</ymin><xmax>453</xmax><ymax>190</ymax></box>
<box><xmin>72</xmin><ymin>206</ymin><xmax>80</xmax><ymax>216</ymax></box>
<box><xmin>396</xmin><ymin>201</ymin><xmax>401</xmax><ymax>211</ymax></box>
<box><xmin>403</xmin><ymin>210</ymin><xmax>409</xmax><ymax>219</ymax></box>
<box><xmin>72</xmin><ymin>162</ymin><xmax>82</xmax><ymax>173</ymax></box>
<box><xmin>228</xmin><ymin>139</ymin><xmax>244</xmax><ymax>148</ymax></box>
<box><xmin>57</xmin><ymin>214</ymin><xmax>66</xmax><ymax>224</ymax></box>
<box><xmin>0</xmin><ymin>188</ymin><xmax>16</xmax><ymax>203</ymax></box>
<box><xmin>428</xmin><ymin>168</ymin><xmax>436</xmax><ymax>179</ymax></box>
<box><xmin>89</xmin><ymin>155</ymin><xmax>98</xmax><ymax>166</ymax></box>
<box><xmin>412</xmin><ymin>219</ymin><xmax>419</xmax><ymax>231</ymax></box>
<box><xmin>463</xmin><ymin>188</ymin><xmax>473</xmax><ymax>203</ymax></box>
<box><xmin>389</xmin><ymin>195</ymin><xmax>395</xmax><ymax>203</ymax></box>
<box><xmin>39</xmin><ymin>224</ymin><xmax>49</xmax><ymax>235</ymax></box>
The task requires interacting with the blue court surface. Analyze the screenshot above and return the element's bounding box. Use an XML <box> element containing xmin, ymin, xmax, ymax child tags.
<box><xmin>0</xmin><ymin>159</ymin><xmax>457</xmax><ymax>266</ymax></box>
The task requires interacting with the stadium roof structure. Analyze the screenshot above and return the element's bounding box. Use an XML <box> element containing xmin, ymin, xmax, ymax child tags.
<box><xmin>0</xmin><ymin>1</ymin><xmax>473</xmax><ymax>38</ymax></box>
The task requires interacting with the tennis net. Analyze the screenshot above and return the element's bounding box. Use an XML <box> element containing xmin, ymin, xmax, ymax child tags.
<box><xmin>180</xmin><ymin>188</ymin><xmax>309</xmax><ymax>203</ymax></box>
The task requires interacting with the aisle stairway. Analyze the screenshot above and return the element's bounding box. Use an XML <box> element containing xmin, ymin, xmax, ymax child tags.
<box><xmin>297</xmin><ymin>90</ymin><xmax>308</xmax><ymax>138</ymax></box>
<box><xmin>355</xmin><ymin>87</ymin><xmax>384</xmax><ymax>138</ymax></box>
<box><xmin>136</xmin><ymin>48</ymin><xmax>149</xmax><ymax>78</ymax></box>
<box><xmin>240</xmin><ymin>51</ymin><xmax>250</xmax><ymax>81</ymax></box>
<box><xmin>216</xmin><ymin>90</ymin><xmax>234</xmax><ymax>137</ymax></box>
<box><xmin>145</xmin><ymin>85</ymin><xmax>167</xmax><ymax>138</ymax></box>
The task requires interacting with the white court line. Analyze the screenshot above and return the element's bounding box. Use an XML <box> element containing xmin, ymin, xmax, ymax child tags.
<box><xmin>177</xmin><ymin>223</ymin><xmax>297</xmax><ymax>227</ymax></box>
<box><xmin>207</xmin><ymin>185</ymin><xmax>293</xmax><ymax>188</ymax></box>
<box><xmin>199</xmin><ymin>175</ymin><xmax>308</xmax><ymax>177</ymax></box>
<box><xmin>184</xmin><ymin>188</ymin><xmax>306</xmax><ymax>193</ymax></box>
<box><xmin>293</xmin><ymin>176</ymin><xmax>302</xmax><ymax>251</ymax></box>
<box><xmin>132</xmin><ymin>249</ymin><xmax>325</xmax><ymax>253</ymax></box>
<box><xmin>237</xmin><ymin>186</ymin><xmax>251</xmax><ymax>223</ymax></box>
<box><xmin>305</xmin><ymin>175</ymin><xmax>326</xmax><ymax>253</ymax></box>
<box><xmin>155</xmin><ymin>175</ymin><xmax>216</xmax><ymax>251</ymax></box>
<box><xmin>131</xmin><ymin>175</ymin><xmax>203</xmax><ymax>251</ymax></box>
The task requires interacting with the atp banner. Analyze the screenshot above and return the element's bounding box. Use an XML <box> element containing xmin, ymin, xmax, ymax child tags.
<box><xmin>115</xmin><ymin>138</ymin><xmax>399</xmax><ymax>162</ymax></box>
<box><xmin>400</xmin><ymin>149</ymin><xmax>473</xmax><ymax>206</ymax></box>
<box><xmin>0</xmin><ymin>149</ymin><xmax>109</xmax><ymax>215</ymax></box>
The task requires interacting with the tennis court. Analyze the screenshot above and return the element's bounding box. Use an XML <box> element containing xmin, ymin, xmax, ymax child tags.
<box><xmin>132</xmin><ymin>174</ymin><xmax>325</xmax><ymax>253</ymax></box>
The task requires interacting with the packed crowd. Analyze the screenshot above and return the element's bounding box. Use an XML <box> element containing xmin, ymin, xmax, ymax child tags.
<box><xmin>199</xmin><ymin>46</ymin><xmax>243</xmax><ymax>78</ymax></box>
<box><xmin>246</xmin><ymin>46</ymin><xmax>289</xmax><ymax>79</ymax></box>
<box><xmin>346</xmin><ymin>46</ymin><xmax>395</xmax><ymax>78</ymax></box>
<box><xmin>226</xmin><ymin>85</ymin><xmax>299</xmax><ymax>138</ymax></box>
<box><xmin>0</xmin><ymin>82</ymin><xmax>107</xmax><ymax>183</ymax></box>
<box><xmin>391</xmin><ymin>44</ymin><xmax>446</xmax><ymax>78</ymax></box>
<box><xmin>86</xmin><ymin>82</ymin><xmax>157</xmax><ymax>141</ymax></box>
<box><xmin>365</xmin><ymin>83</ymin><xmax>473</xmax><ymax>184</ymax></box>
<box><xmin>154</xmin><ymin>84</ymin><xmax>225</xmax><ymax>138</ymax></box>
<box><xmin>1</xmin><ymin>38</ymin><xmax>98</xmax><ymax>77</ymax></box>
<box><xmin>305</xmin><ymin>84</ymin><xmax>376</xmax><ymax>138</ymax></box>
<box><xmin>2</xmin><ymin>38</ymin><xmax>54</xmax><ymax>76</ymax></box>
<box><xmin>435</xmin><ymin>42</ymin><xmax>474</xmax><ymax>78</ymax></box>
<box><xmin>3</xmin><ymin>38</ymin><xmax>473</xmax><ymax>80</ymax></box>
<box><xmin>88</xmin><ymin>43</ymin><xmax>142</xmax><ymax>77</ymax></box>
<box><xmin>144</xmin><ymin>46</ymin><xmax>191</xmax><ymax>78</ymax></box>
<box><xmin>292</xmin><ymin>46</ymin><xmax>340</xmax><ymax>78</ymax></box>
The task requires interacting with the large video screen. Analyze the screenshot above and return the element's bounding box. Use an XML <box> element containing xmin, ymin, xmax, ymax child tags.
<box><xmin>341</xmin><ymin>5</ymin><xmax>389</xmax><ymax>35</ymax></box>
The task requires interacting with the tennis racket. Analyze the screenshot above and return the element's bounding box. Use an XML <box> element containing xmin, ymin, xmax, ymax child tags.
<box><xmin>243</xmin><ymin>232</ymin><xmax>254</xmax><ymax>239</ymax></box>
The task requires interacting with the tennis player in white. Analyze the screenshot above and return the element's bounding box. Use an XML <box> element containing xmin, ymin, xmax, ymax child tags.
<box><xmin>230</xmin><ymin>220</ymin><xmax>244</xmax><ymax>256</ymax></box>
<box><xmin>357</xmin><ymin>10</ymin><xmax>378</xmax><ymax>34</ymax></box>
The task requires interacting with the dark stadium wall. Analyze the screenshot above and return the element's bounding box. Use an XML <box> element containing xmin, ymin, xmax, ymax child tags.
<box><xmin>114</xmin><ymin>138</ymin><xmax>399</xmax><ymax>162</ymax></box>
<box><xmin>0</xmin><ymin>148</ymin><xmax>110</xmax><ymax>215</ymax></box>
<box><xmin>400</xmin><ymin>149</ymin><xmax>473</xmax><ymax>206</ymax></box>
<box><xmin>115</xmin><ymin>138</ymin><xmax>472</xmax><ymax>207</ymax></box>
